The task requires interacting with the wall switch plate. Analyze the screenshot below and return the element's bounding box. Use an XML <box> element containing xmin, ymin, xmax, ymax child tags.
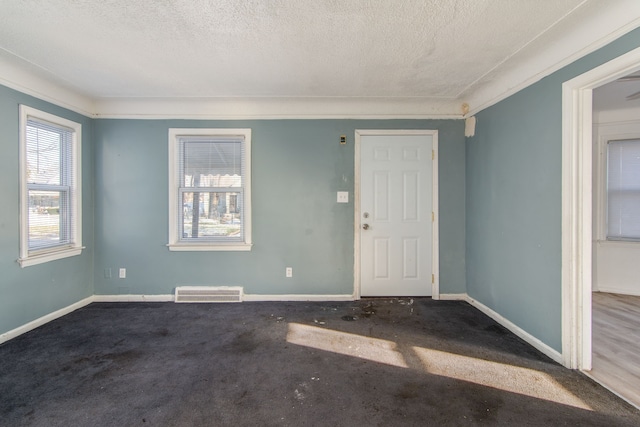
<box><xmin>119</xmin><ymin>268</ymin><xmax>126</xmax><ymax>279</ymax></box>
<box><xmin>286</xmin><ymin>267</ymin><xmax>293</xmax><ymax>278</ymax></box>
<box><xmin>337</xmin><ymin>191</ymin><xmax>349</xmax><ymax>203</ymax></box>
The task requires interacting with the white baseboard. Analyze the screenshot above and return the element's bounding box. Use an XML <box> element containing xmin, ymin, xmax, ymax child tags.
<box><xmin>0</xmin><ymin>296</ymin><xmax>94</xmax><ymax>345</ymax></box>
<box><xmin>93</xmin><ymin>294</ymin><xmax>355</xmax><ymax>303</ymax></box>
<box><xmin>93</xmin><ymin>294</ymin><xmax>175</xmax><ymax>302</ymax></box>
<box><xmin>594</xmin><ymin>287</ymin><xmax>640</xmax><ymax>297</ymax></box>
<box><xmin>438</xmin><ymin>293</ymin><xmax>468</xmax><ymax>300</ymax></box>
<box><xmin>465</xmin><ymin>294</ymin><xmax>564</xmax><ymax>365</ymax></box>
<box><xmin>242</xmin><ymin>294</ymin><xmax>355</xmax><ymax>302</ymax></box>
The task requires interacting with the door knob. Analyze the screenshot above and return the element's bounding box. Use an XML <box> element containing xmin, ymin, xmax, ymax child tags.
<box><xmin>362</xmin><ymin>224</ymin><xmax>370</xmax><ymax>230</ymax></box>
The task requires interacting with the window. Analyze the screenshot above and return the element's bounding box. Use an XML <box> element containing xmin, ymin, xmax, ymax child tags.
<box><xmin>606</xmin><ymin>138</ymin><xmax>640</xmax><ymax>241</ymax></box>
<box><xmin>19</xmin><ymin>106</ymin><xmax>82</xmax><ymax>267</ymax></box>
<box><xmin>168</xmin><ymin>128</ymin><xmax>252</xmax><ymax>251</ymax></box>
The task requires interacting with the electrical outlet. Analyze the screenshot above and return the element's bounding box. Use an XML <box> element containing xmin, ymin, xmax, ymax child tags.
<box><xmin>286</xmin><ymin>267</ymin><xmax>293</xmax><ymax>278</ymax></box>
<box><xmin>337</xmin><ymin>191</ymin><xmax>349</xmax><ymax>203</ymax></box>
<box><xmin>119</xmin><ymin>268</ymin><xmax>126</xmax><ymax>279</ymax></box>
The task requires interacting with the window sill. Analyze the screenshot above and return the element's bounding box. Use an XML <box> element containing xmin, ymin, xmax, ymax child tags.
<box><xmin>597</xmin><ymin>239</ymin><xmax>640</xmax><ymax>247</ymax></box>
<box><xmin>167</xmin><ymin>243</ymin><xmax>252</xmax><ymax>252</ymax></box>
<box><xmin>18</xmin><ymin>246</ymin><xmax>84</xmax><ymax>268</ymax></box>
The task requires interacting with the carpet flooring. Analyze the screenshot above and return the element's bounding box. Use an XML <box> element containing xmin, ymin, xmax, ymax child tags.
<box><xmin>1</xmin><ymin>298</ymin><xmax>639</xmax><ymax>426</ymax></box>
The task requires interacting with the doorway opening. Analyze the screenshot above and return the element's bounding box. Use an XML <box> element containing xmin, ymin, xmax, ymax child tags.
<box><xmin>562</xmin><ymin>45</ymin><xmax>640</xmax><ymax>400</ymax></box>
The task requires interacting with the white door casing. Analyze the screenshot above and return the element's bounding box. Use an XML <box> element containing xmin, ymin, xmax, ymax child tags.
<box><xmin>562</xmin><ymin>45</ymin><xmax>640</xmax><ymax>370</ymax></box>
<box><xmin>354</xmin><ymin>130</ymin><xmax>439</xmax><ymax>298</ymax></box>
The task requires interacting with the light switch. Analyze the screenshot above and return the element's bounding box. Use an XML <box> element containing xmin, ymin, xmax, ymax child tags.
<box><xmin>337</xmin><ymin>191</ymin><xmax>349</xmax><ymax>203</ymax></box>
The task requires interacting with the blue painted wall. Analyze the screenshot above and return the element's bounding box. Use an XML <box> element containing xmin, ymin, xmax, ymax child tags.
<box><xmin>0</xmin><ymin>85</ymin><xmax>94</xmax><ymax>336</ymax></box>
<box><xmin>467</xmin><ymin>27</ymin><xmax>640</xmax><ymax>352</ymax></box>
<box><xmin>93</xmin><ymin>119</ymin><xmax>466</xmax><ymax>296</ymax></box>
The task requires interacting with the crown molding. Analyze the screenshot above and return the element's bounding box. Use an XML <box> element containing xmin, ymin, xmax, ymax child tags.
<box><xmin>465</xmin><ymin>1</ymin><xmax>640</xmax><ymax>116</ymax></box>
<box><xmin>92</xmin><ymin>96</ymin><xmax>462</xmax><ymax>120</ymax></box>
<box><xmin>0</xmin><ymin>53</ymin><xmax>462</xmax><ymax>118</ymax></box>
<box><xmin>0</xmin><ymin>50</ymin><xmax>95</xmax><ymax>117</ymax></box>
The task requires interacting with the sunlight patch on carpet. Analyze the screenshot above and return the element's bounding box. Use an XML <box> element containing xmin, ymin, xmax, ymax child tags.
<box><xmin>286</xmin><ymin>323</ymin><xmax>408</xmax><ymax>368</ymax></box>
<box><xmin>412</xmin><ymin>346</ymin><xmax>592</xmax><ymax>410</ymax></box>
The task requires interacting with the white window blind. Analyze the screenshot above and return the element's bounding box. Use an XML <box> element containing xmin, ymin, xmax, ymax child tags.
<box><xmin>26</xmin><ymin>117</ymin><xmax>76</xmax><ymax>250</ymax></box>
<box><xmin>607</xmin><ymin>138</ymin><xmax>640</xmax><ymax>240</ymax></box>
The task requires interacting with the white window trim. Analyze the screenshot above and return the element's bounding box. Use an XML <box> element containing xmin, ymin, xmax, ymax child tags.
<box><xmin>167</xmin><ymin>128</ymin><xmax>252</xmax><ymax>251</ymax></box>
<box><xmin>18</xmin><ymin>105</ymin><xmax>83</xmax><ymax>267</ymax></box>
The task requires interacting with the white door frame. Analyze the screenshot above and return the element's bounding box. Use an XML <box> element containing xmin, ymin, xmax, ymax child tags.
<box><xmin>562</xmin><ymin>46</ymin><xmax>640</xmax><ymax>370</ymax></box>
<box><xmin>353</xmin><ymin>129</ymin><xmax>439</xmax><ymax>299</ymax></box>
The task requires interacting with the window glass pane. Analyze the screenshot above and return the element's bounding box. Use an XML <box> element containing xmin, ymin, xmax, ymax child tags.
<box><xmin>26</xmin><ymin>122</ymin><xmax>64</xmax><ymax>185</ymax></box>
<box><xmin>607</xmin><ymin>139</ymin><xmax>640</xmax><ymax>240</ymax></box>
<box><xmin>181</xmin><ymin>139</ymin><xmax>243</xmax><ymax>188</ymax></box>
<box><xmin>28</xmin><ymin>190</ymin><xmax>69</xmax><ymax>248</ymax></box>
<box><xmin>181</xmin><ymin>191</ymin><xmax>242</xmax><ymax>239</ymax></box>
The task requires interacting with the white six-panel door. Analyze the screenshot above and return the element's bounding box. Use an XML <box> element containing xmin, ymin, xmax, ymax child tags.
<box><xmin>357</xmin><ymin>132</ymin><xmax>436</xmax><ymax>297</ymax></box>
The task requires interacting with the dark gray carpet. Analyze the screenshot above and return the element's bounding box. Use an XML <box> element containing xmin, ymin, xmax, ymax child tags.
<box><xmin>1</xmin><ymin>299</ymin><xmax>639</xmax><ymax>426</ymax></box>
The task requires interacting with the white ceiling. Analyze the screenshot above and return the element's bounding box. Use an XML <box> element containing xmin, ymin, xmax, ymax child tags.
<box><xmin>594</xmin><ymin>75</ymin><xmax>640</xmax><ymax>113</ymax></box>
<box><xmin>1</xmin><ymin>0</ymin><xmax>640</xmax><ymax>118</ymax></box>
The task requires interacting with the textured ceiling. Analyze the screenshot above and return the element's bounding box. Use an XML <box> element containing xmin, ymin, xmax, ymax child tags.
<box><xmin>0</xmin><ymin>0</ymin><xmax>639</xmax><ymax>117</ymax></box>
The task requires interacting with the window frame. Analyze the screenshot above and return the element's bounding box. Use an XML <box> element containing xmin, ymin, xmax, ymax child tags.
<box><xmin>18</xmin><ymin>105</ymin><xmax>83</xmax><ymax>267</ymax></box>
<box><xmin>167</xmin><ymin>128</ymin><xmax>252</xmax><ymax>251</ymax></box>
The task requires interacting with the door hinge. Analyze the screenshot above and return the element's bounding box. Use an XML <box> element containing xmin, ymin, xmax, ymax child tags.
<box><xmin>432</xmin><ymin>274</ymin><xmax>435</xmax><ymax>283</ymax></box>
<box><xmin>432</xmin><ymin>211</ymin><xmax>434</xmax><ymax>222</ymax></box>
<box><xmin>432</xmin><ymin>150</ymin><xmax>435</xmax><ymax>160</ymax></box>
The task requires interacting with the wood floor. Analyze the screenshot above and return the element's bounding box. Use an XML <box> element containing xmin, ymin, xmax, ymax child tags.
<box><xmin>591</xmin><ymin>292</ymin><xmax>640</xmax><ymax>408</ymax></box>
